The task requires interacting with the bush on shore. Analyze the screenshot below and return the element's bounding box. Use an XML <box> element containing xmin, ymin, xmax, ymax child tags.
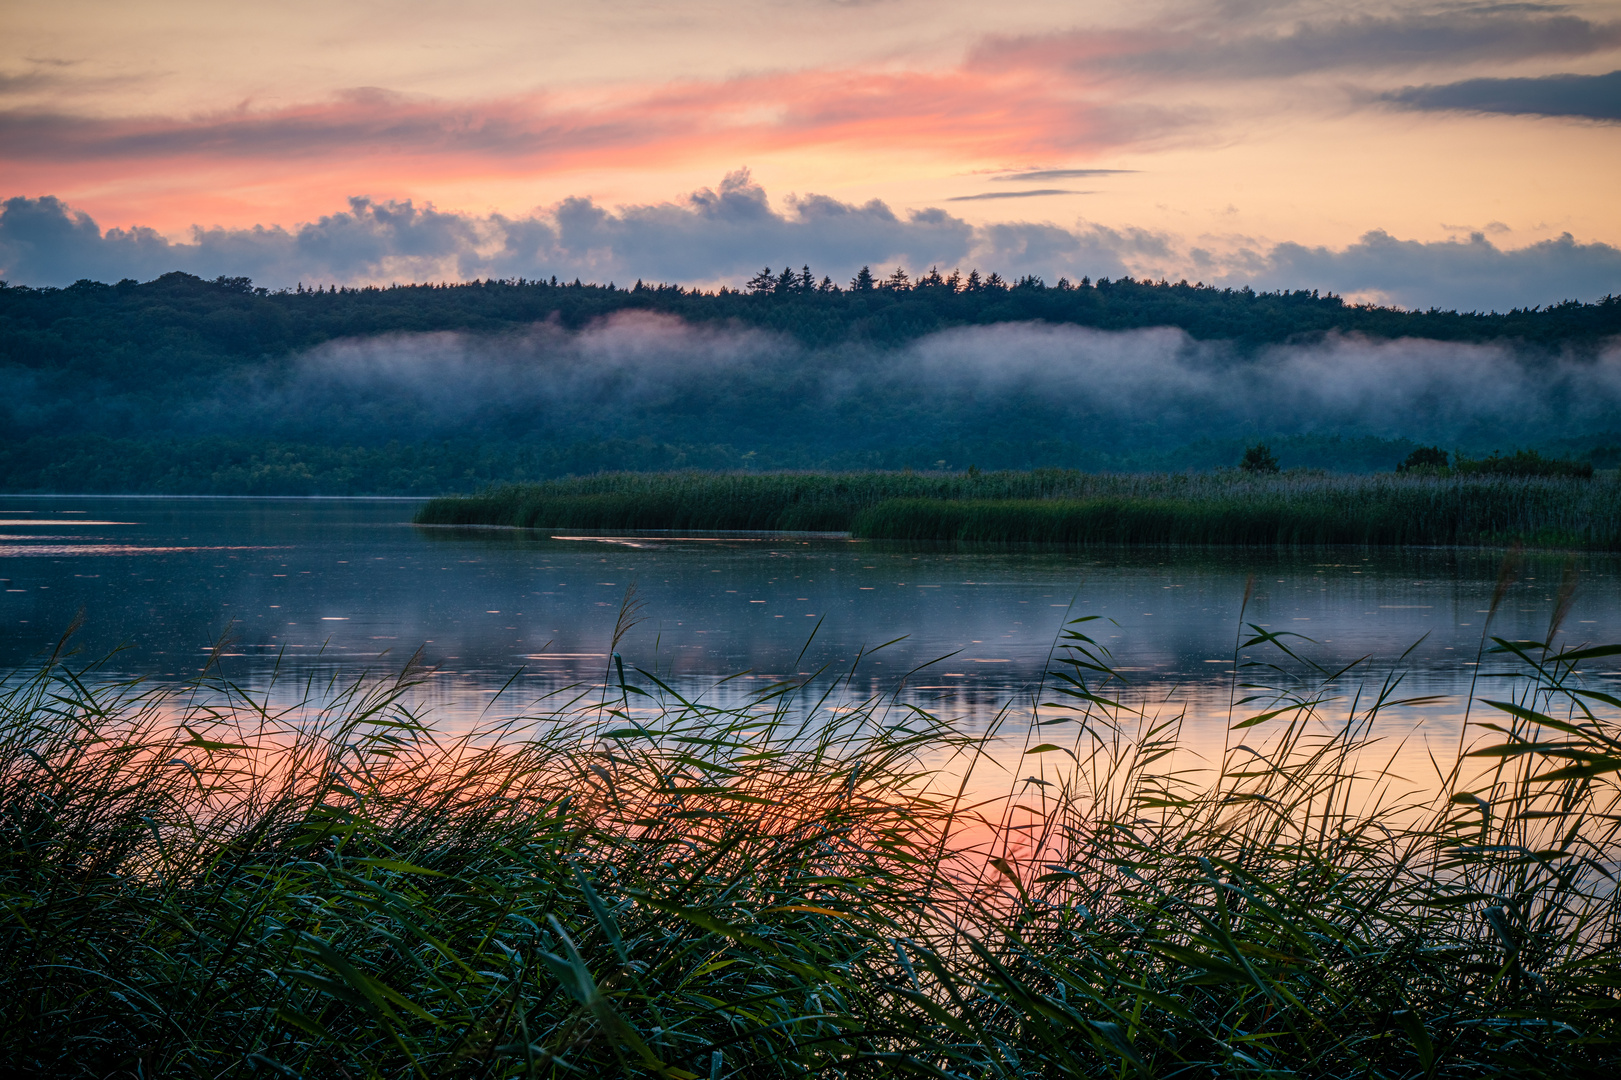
<box><xmin>1457</xmin><ymin>449</ymin><xmax>1595</xmax><ymax>480</ymax></box>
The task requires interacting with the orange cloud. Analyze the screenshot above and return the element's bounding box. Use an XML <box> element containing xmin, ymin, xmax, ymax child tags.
<box><xmin>12</xmin><ymin>3</ymin><xmax>1614</xmax><ymax>240</ymax></box>
<box><xmin>0</xmin><ymin>59</ymin><xmax>1161</xmax><ymax>232</ymax></box>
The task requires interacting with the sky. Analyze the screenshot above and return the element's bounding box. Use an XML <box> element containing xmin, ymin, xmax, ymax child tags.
<box><xmin>2</xmin><ymin>0</ymin><xmax>1620</xmax><ymax>308</ymax></box>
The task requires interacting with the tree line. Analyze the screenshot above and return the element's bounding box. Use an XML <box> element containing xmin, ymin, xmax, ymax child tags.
<box><xmin>3</xmin><ymin>270</ymin><xmax>1617</xmax><ymax>383</ymax></box>
<box><xmin>741</xmin><ymin>264</ymin><xmax>1029</xmax><ymax>294</ymax></box>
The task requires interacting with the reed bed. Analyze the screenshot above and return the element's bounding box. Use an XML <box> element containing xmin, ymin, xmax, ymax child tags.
<box><xmin>4</xmin><ymin>588</ymin><xmax>1621</xmax><ymax>1077</ymax></box>
<box><xmin>414</xmin><ymin>469</ymin><xmax>1106</xmax><ymax>533</ymax></box>
<box><xmin>415</xmin><ymin>470</ymin><xmax>1621</xmax><ymax>549</ymax></box>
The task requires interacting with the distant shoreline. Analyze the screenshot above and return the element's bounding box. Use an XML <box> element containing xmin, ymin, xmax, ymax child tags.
<box><xmin>416</xmin><ymin>469</ymin><xmax>1621</xmax><ymax>550</ymax></box>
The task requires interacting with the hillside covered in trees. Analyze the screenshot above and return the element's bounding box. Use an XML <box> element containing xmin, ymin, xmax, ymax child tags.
<box><xmin>1</xmin><ymin>270</ymin><xmax>1617</xmax><ymax>493</ymax></box>
<box><xmin>5</xmin><ymin>268</ymin><xmax>1618</xmax><ymax>369</ymax></box>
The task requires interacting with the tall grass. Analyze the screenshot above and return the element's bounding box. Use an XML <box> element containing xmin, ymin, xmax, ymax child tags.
<box><xmin>413</xmin><ymin>469</ymin><xmax>1109</xmax><ymax>532</ymax></box>
<box><xmin>4</xmin><ymin>590</ymin><xmax>1621</xmax><ymax>1076</ymax></box>
<box><xmin>416</xmin><ymin>469</ymin><xmax>1621</xmax><ymax>549</ymax></box>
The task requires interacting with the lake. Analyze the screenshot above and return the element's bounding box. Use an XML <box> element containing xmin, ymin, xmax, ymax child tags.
<box><xmin>3</xmin><ymin>496</ymin><xmax>1619</xmax><ymax>769</ymax></box>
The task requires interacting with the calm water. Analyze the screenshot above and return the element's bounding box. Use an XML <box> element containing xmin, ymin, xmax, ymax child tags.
<box><xmin>3</xmin><ymin>496</ymin><xmax>1620</xmax><ymax>745</ymax></box>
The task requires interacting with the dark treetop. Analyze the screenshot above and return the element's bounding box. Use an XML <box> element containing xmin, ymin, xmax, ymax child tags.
<box><xmin>4</xmin><ymin>269</ymin><xmax>1619</xmax><ymax>383</ymax></box>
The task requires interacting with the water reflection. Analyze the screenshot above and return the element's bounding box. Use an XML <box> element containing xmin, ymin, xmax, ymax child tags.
<box><xmin>1</xmin><ymin>497</ymin><xmax>1618</xmax><ymax>759</ymax></box>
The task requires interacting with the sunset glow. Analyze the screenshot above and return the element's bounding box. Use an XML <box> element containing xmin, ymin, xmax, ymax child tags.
<box><xmin>4</xmin><ymin>0</ymin><xmax>1619</xmax><ymax>305</ymax></box>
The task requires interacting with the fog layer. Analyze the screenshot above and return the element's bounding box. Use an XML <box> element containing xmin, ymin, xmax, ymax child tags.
<box><xmin>171</xmin><ymin>313</ymin><xmax>1615</xmax><ymax>456</ymax></box>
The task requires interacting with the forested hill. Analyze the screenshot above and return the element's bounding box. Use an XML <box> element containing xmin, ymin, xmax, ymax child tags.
<box><xmin>3</xmin><ymin>270</ymin><xmax>1619</xmax><ymax>379</ymax></box>
<box><xmin>4</xmin><ymin>269</ymin><xmax>1618</xmax><ymax>494</ymax></box>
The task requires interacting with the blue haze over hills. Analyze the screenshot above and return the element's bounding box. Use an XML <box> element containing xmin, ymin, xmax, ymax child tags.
<box><xmin>1</xmin><ymin>271</ymin><xmax>1617</xmax><ymax>493</ymax></box>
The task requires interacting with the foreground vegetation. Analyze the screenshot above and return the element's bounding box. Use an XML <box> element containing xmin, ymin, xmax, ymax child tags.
<box><xmin>417</xmin><ymin>469</ymin><xmax>1621</xmax><ymax>549</ymax></box>
<box><xmin>4</xmin><ymin>582</ymin><xmax>1620</xmax><ymax>1076</ymax></box>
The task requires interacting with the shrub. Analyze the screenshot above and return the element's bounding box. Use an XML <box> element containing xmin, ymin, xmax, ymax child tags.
<box><xmin>1239</xmin><ymin>443</ymin><xmax>1280</xmax><ymax>473</ymax></box>
<box><xmin>1398</xmin><ymin>445</ymin><xmax>1449</xmax><ymax>471</ymax></box>
<box><xmin>1456</xmin><ymin>449</ymin><xmax>1594</xmax><ymax>479</ymax></box>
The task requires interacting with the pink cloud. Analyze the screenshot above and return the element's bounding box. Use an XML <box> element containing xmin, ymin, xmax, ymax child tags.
<box><xmin>14</xmin><ymin>4</ymin><xmax>1608</xmax><ymax>233</ymax></box>
<box><xmin>0</xmin><ymin>58</ymin><xmax>1160</xmax><ymax>225</ymax></box>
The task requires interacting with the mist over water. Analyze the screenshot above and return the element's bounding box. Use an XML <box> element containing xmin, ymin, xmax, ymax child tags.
<box><xmin>206</xmin><ymin>312</ymin><xmax>1621</xmax><ymax>452</ymax></box>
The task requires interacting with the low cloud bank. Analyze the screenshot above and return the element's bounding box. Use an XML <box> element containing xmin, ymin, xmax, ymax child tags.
<box><xmin>161</xmin><ymin>313</ymin><xmax>1621</xmax><ymax>454</ymax></box>
<box><xmin>4</xmin><ymin>175</ymin><xmax>1621</xmax><ymax>311</ymax></box>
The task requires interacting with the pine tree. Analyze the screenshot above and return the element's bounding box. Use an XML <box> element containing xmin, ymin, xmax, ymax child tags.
<box><xmin>746</xmin><ymin>266</ymin><xmax>775</xmax><ymax>294</ymax></box>
<box><xmin>884</xmin><ymin>267</ymin><xmax>911</xmax><ymax>291</ymax></box>
<box><xmin>964</xmin><ymin>270</ymin><xmax>982</xmax><ymax>292</ymax></box>
<box><xmin>850</xmin><ymin>266</ymin><xmax>875</xmax><ymax>292</ymax></box>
